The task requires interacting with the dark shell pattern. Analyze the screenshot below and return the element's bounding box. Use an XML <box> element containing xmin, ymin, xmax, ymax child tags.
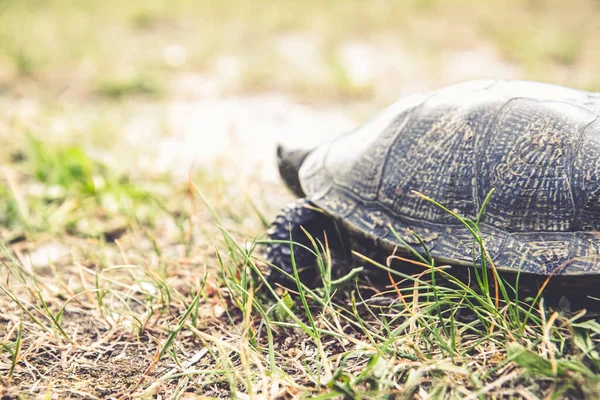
<box><xmin>299</xmin><ymin>80</ymin><xmax>600</xmax><ymax>276</ymax></box>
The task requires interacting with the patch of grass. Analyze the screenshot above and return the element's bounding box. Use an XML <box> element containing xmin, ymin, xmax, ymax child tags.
<box><xmin>94</xmin><ymin>72</ymin><xmax>163</xmax><ymax>99</ymax></box>
<box><xmin>10</xmin><ymin>49</ymin><xmax>41</xmax><ymax>78</ymax></box>
<box><xmin>1</xmin><ymin>0</ymin><xmax>600</xmax><ymax>100</ymax></box>
<box><xmin>325</xmin><ymin>56</ymin><xmax>375</xmax><ymax>101</ymax></box>
<box><xmin>489</xmin><ymin>27</ymin><xmax>583</xmax><ymax>69</ymax></box>
<box><xmin>2</xmin><ymin>0</ymin><xmax>600</xmax><ymax>398</ymax></box>
<box><xmin>27</xmin><ymin>136</ymin><xmax>100</xmax><ymax>195</ymax></box>
<box><xmin>202</xmin><ymin>189</ymin><xmax>600</xmax><ymax>398</ymax></box>
<box><xmin>129</xmin><ymin>6</ymin><xmax>174</xmax><ymax>31</ymax></box>
<box><xmin>1</xmin><ymin>171</ymin><xmax>599</xmax><ymax>397</ymax></box>
<box><xmin>0</xmin><ymin>135</ymin><xmax>162</xmax><ymax>239</ymax></box>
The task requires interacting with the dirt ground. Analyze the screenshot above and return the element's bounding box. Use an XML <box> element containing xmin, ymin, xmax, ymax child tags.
<box><xmin>2</xmin><ymin>1</ymin><xmax>600</xmax><ymax>399</ymax></box>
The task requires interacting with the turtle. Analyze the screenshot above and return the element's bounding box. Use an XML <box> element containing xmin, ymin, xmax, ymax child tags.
<box><xmin>265</xmin><ymin>80</ymin><xmax>600</xmax><ymax>288</ymax></box>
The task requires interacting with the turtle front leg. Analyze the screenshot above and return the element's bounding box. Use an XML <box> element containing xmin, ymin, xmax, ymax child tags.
<box><xmin>266</xmin><ymin>198</ymin><xmax>335</xmax><ymax>285</ymax></box>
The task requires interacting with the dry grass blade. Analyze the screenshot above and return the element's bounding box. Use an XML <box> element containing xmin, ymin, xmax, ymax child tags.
<box><xmin>1</xmin><ymin>1</ymin><xmax>600</xmax><ymax>398</ymax></box>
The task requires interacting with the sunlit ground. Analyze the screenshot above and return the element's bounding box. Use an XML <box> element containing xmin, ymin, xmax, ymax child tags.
<box><xmin>1</xmin><ymin>0</ymin><xmax>599</xmax><ymax>398</ymax></box>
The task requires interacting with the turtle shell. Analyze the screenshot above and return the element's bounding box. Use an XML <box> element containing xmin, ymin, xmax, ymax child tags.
<box><xmin>299</xmin><ymin>80</ymin><xmax>600</xmax><ymax>276</ymax></box>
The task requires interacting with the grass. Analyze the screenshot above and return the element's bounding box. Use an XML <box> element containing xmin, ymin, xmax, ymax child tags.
<box><xmin>94</xmin><ymin>73</ymin><xmax>164</xmax><ymax>99</ymax></box>
<box><xmin>2</xmin><ymin>171</ymin><xmax>598</xmax><ymax>397</ymax></box>
<box><xmin>1</xmin><ymin>135</ymin><xmax>158</xmax><ymax>240</ymax></box>
<box><xmin>1</xmin><ymin>139</ymin><xmax>598</xmax><ymax>398</ymax></box>
<box><xmin>1</xmin><ymin>0</ymin><xmax>600</xmax><ymax>398</ymax></box>
<box><xmin>2</xmin><ymin>0</ymin><xmax>600</xmax><ymax>101</ymax></box>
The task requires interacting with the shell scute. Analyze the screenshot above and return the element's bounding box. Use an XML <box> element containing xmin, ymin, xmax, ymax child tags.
<box><xmin>299</xmin><ymin>80</ymin><xmax>600</xmax><ymax>276</ymax></box>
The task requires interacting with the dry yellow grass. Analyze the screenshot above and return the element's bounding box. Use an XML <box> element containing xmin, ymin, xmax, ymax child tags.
<box><xmin>1</xmin><ymin>1</ymin><xmax>600</xmax><ymax>399</ymax></box>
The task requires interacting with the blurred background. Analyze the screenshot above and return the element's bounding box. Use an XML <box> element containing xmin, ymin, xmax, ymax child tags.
<box><xmin>1</xmin><ymin>0</ymin><xmax>600</xmax><ymax>240</ymax></box>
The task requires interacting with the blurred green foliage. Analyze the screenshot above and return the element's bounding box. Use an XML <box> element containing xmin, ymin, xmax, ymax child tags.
<box><xmin>0</xmin><ymin>136</ymin><xmax>157</xmax><ymax>239</ymax></box>
<box><xmin>27</xmin><ymin>136</ymin><xmax>99</xmax><ymax>195</ymax></box>
<box><xmin>1</xmin><ymin>0</ymin><xmax>599</xmax><ymax>99</ymax></box>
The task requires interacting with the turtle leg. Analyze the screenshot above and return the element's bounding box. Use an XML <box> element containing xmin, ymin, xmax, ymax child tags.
<box><xmin>266</xmin><ymin>198</ymin><xmax>339</xmax><ymax>285</ymax></box>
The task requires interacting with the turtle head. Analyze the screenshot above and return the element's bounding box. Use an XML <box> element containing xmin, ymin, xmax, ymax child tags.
<box><xmin>276</xmin><ymin>144</ymin><xmax>311</xmax><ymax>198</ymax></box>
